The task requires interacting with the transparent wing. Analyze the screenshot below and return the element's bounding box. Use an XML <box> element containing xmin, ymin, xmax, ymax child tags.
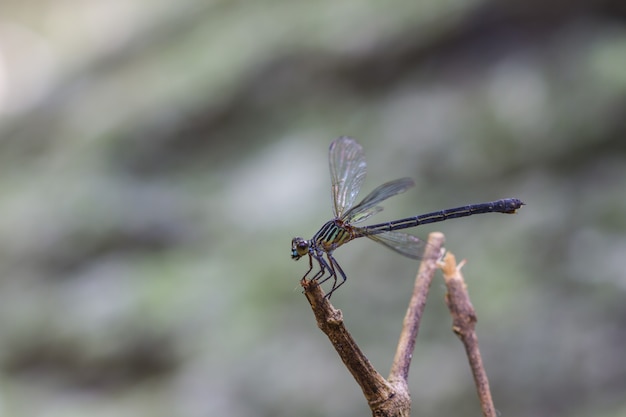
<box><xmin>343</xmin><ymin>177</ymin><xmax>414</xmax><ymax>223</ymax></box>
<box><xmin>344</xmin><ymin>205</ymin><xmax>383</xmax><ymax>225</ymax></box>
<box><xmin>358</xmin><ymin>229</ymin><xmax>428</xmax><ymax>260</ymax></box>
<box><xmin>329</xmin><ymin>136</ymin><xmax>367</xmax><ymax>219</ymax></box>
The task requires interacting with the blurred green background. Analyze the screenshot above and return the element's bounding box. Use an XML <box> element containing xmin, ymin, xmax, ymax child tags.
<box><xmin>1</xmin><ymin>1</ymin><xmax>626</xmax><ymax>416</ymax></box>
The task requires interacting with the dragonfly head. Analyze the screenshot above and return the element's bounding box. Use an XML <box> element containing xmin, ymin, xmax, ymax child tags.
<box><xmin>291</xmin><ymin>237</ymin><xmax>309</xmax><ymax>260</ymax></box>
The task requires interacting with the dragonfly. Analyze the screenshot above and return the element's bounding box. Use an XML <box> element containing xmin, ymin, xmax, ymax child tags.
<box><xmin>291</xmin><ymin>136</ymin><xmax>524</xmax><ymax>298</ymax></box>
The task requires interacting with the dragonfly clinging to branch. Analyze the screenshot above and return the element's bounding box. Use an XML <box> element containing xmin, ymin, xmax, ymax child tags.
<box><xmin>291</xmin><ymin>136</ymin><xmax>524</xmax><ymax>298</ymax></box>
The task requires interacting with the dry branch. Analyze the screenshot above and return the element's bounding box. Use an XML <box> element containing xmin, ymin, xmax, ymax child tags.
<box><xmin>440</xmin><ymin>252</ymin><xmax>496</xmax><ymax>417</ymax></box>
<box><xmin>301</xmin><ymin>232</ymin><xmax>445</xmax><ymax>416</ymax></box>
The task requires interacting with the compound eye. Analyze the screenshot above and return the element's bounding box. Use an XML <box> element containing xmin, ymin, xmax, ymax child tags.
<box><xmin>291</xmin><ymin>237</ymin><xmax>309</xmax><ymax>259</ymax></box>
<box><xmin>297</xmin><ymin>241</ymin><xmax>308</xmax><ymax>254</ymax></box>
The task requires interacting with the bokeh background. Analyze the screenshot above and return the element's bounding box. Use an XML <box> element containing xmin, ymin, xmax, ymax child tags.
<box><xmin>1</xmin><ymin>1</ymin><xmax>626</xmax><ymax>416</ymax></box>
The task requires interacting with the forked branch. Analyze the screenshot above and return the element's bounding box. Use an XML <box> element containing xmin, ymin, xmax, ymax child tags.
<box><xmin>301</xmin><ymin>234</ymin><xmax>498</xmax><ymax>416</ymax></box>
<box><xmin>301</xmin><ymin>232</ymin><xmax>445</xmax><ymax>416</ymax></box>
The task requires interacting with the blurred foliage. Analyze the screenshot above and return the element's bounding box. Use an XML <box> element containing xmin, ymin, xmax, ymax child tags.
<box><xmin>1</xmin><ymin>0</ymin><xmax>626</xmax><ymax>416</ymax></box>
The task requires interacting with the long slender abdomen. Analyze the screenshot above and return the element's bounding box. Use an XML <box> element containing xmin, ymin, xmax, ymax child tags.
<box><xmin>365</xmin><ymin>198</ymin><xmax>524</xmax><ymax>232</ymax></box>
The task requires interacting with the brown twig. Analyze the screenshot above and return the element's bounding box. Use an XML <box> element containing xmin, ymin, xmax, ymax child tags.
<box><xmin>301</xmin><ymin>232</ymin><xmax>445</xmax><ymax>416</ymax></box>
<box><xmin>389</xmin><ymin>232</ymin><xmax>445</xmax><ymax>383</ymax></box>
<box><xmin>439</xmin><ymin>251</ymin><xmax>496</xmax><ymax>417</ymax></box>
<box><xmin>302</xmin><ymin>279</ymin><xmax>408</xmax><ymax>416</ymax></box>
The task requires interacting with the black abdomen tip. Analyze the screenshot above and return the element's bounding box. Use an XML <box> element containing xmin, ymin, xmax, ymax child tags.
<box><xmin>502</xmin><ymin>198</ymin><xmax>525</xmax><ymax>213</ymax></box>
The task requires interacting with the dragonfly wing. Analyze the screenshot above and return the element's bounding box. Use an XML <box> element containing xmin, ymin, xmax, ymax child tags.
<box><xmin>343</xmin><ymin>178</ymin><xmax>414</xmax><ymax>223</ymax></box>
<box><xmin>329</xmin><ymin>136</ymin><xmax>367</xmax><ymax>219</ymax></box>
<box><xmin>346</xmin><ymin>205</ymin><xmax>383</xmax><ymax>224</ymax></box>
<box><xmin>360</xmin><ymin>229</ymin><xmax>429</xmax><ymax>260</ymax></box>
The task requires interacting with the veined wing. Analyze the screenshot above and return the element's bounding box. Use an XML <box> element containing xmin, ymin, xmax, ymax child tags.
<box><xmin>358</xmin><ymin>229</ymin><xmax>428</xmax><ymax>260</ymax></box>
<box><xmin>342</xmin><ymin>178</ymin><xmax>414</xmax><ymax>224</ymax></box>
<box><xmin>329</xmin><ymin>137</ymin><xmax>367</xmax><ymax>219</ymax></box>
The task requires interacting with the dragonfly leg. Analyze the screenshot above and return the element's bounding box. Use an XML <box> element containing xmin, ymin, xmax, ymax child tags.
<box><xmin>301</xmin><ymin>254</ymin><xmax>315</xmax><ymax>281</ymax></box>
<box><xmin>312</xmin><ymin>259</ymin><xmax>327</xmax><ymax>281</ymax></box>
<box><xmin>302</xmin><ymin>253</ymin><xmax>330</xmax><ymax>295</ymax></box>
<box><xmin>314</xmin><ymin>254</ymin><xmax>332</xmax><ymax>284</ymax></box>
<box><xmin>322</xmin><ymin>254</ymin><xmax>347</xmax><ymax>299</ymax></box>
<box><xmin>304</xmin><ymin>253</ymin><xmax>347</xmax><ymax>298</ymax></box>
<box><xmin>315</xmin><ymin>252</ymin><xmax>339</xmax><ymax>296</ymax></box>
<box><xmin>317</xmin><ymin>255</ymin><xmax>337</xmax><ymax>291</ymax></box>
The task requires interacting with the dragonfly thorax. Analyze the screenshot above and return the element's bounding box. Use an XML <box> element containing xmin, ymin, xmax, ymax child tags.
<box><xmin>291</xmin><ymin>237</ymin><xmax>310</xmax><ymax>260</ymax></box>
